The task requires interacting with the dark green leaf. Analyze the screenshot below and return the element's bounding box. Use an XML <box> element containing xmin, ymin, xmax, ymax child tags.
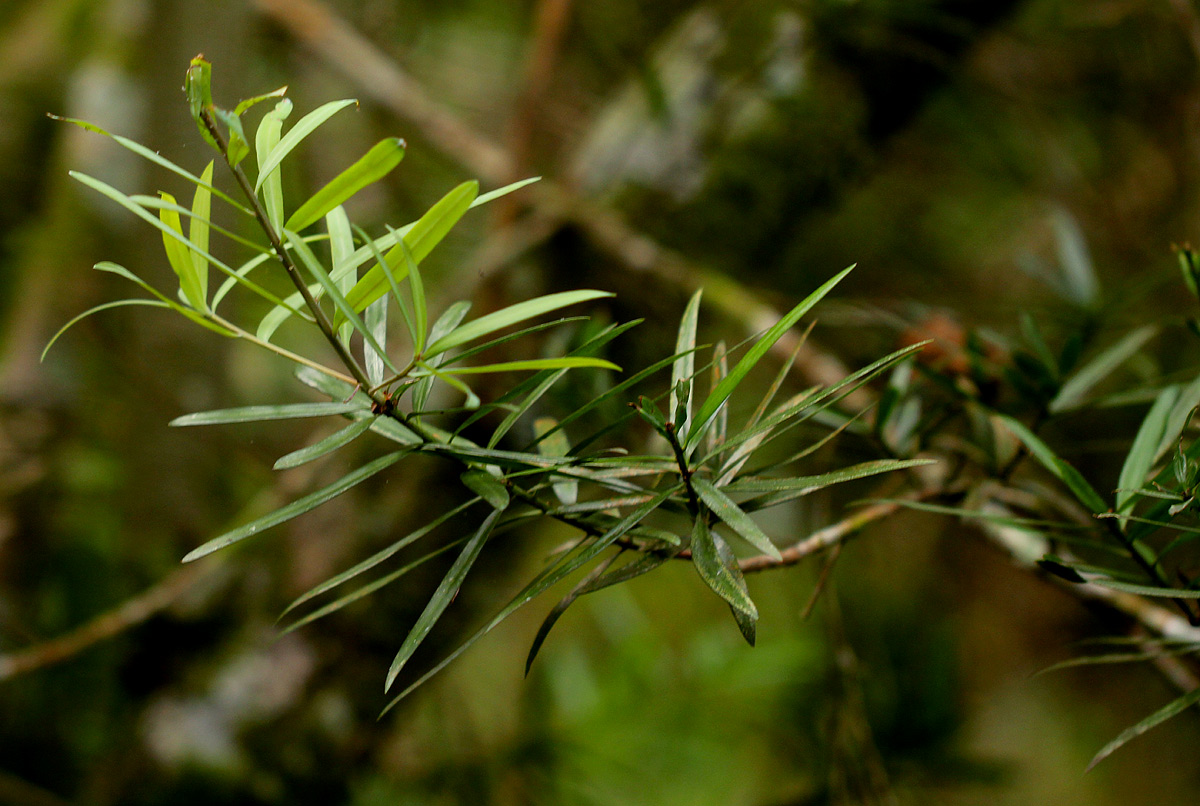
<box><xmin>461</xmin><ymin>469</ymin><xmax>510</xmax><ymax>510</ymax></box>
<box><xmin>171</xmin><ymin>401</ymin><xmax>365</xmax><ymax>426</ymax></box>
<box><xmin>1088</xmin><ymin>686</ymin><xmax>1200</xmax><ymax>770</ymax></box>
<box><xmin>693</xmin><ymin>478</ymin><xmax>781</xmax><ymax>560</ymax></box>
<box><xmin>274</xmin><ymin>418</ymin><xmax>375</xmax><ymax>470</ymax></box>
<box><xmin>385</xmin><ymin>507</ymin><xmax>506</xmax><ymax>690</ymax></box>
<box><xmin>183</xmin><ymin>451</ymin><xmax>405</xmax><ymax>562</ymax></box>
<box><xmin>690</xmin><ymin>518</ymin><xmax>758</xmax><ymax>620</ymax></box>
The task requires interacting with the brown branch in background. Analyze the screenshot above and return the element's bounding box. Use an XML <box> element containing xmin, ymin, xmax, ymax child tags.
<box><xmin>504</xmin><ymin>0</ymin><xmax>574</xmax><ymax>185</ymax></box>
<box><xmin>251</xmin><ymin>0</ymin><xmax>867</xmax><ymax>409</ymax></box>
<box><xmin>0</xmin><ymin>560</ymin><xmax>215</xmax><ymax>682</ymax></box>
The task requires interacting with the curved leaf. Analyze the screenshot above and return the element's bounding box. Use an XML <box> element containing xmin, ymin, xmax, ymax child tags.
<box><xmin>285</xmin><ymin>138</ymin><xmax>406</xmax><ymax>232</ymax></box>
<box><xmin>254</xmin><ymin>98</ymin><xmax>358</xmax><ymax>192</ymax></box>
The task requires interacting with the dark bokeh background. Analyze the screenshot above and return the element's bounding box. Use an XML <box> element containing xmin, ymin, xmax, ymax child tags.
<box><xmin>3</xmin><ymin>0</ymin><xmax>1200</xmax><ymax>803</ymax></box>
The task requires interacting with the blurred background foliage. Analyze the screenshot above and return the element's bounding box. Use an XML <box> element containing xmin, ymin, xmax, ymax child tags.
<box><xmin>4</xmin><ymin>0</ymin><xmax>1200</xmax><ymax>803</ymax></box>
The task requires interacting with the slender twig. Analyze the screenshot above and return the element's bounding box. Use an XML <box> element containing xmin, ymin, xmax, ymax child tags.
<box><xmin>0</xmin><ymin>560</ymin><xmax>217</xmax><ymax>682</ymax></box>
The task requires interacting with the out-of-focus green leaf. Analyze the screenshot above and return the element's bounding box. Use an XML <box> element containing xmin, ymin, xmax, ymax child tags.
<box><xmin>525</xmin><ymin>553</ymin><xmax>622</xmax><ymax>675</ymax></box>
<box><xmin>273</xmin><ymin>418</ymin><xmax>375</xmax><ymax>470</ymax></box>
<box><xmin>1118</xmin><ymin>387</ymin><xmax>1180</xmax><ymax>512</ymax></box>
<box><xmin>1088</xmin><ymin>686</ymin><xmax>1200</xmax><ymax>770</ymax></box>
<box><xmin>215</xmin><ymin>107</ymin><xmax>250</xmax><ymax>167</ymax></box>
<box><xmin>1089</xmin><ymin>579</ymin><xmax>1200</xmax><ymax>598</ymax></box>
<box><xmin>1050</xmin><ymin>326</ymin><xmax>1158</xmax><ymax>413</ymax></box>
<box><xmin>285</xmin><ymin>138</ymin><xmax>406</xmax><ymax>232</ymax></box>
<box><xmin>41</xmin><ymin>299</ymin><xmax>170</xmax><ymax>361</ymax></box>
<box><xmin>690</xmin><ymin>518</ymin><xmax>757</xmax><ymax>619</ymax></box>
<box><xmin>183</xmin><ymin>451</ymin><xmax>406</xmax><ymax>562</ymax></box>
<box><xmin>694</xmin><ymin>478</ymin><xmax>781</xmax><ymax>560</ymax></box>
<box><xmin>535</xmin><ymin>417</ymin><xmax>577</xmax><ymax>505</ymax></box>
<box><xmin>385</xmin><ymin>506</ymin><xmax>505</xmax><ymax>690</ymax></box>
<box><xmin>171</xmin><ymin>401</ymin><xmax>365</xmax><ymax>426</ymax></box>
<box><xmin>461</xmin><ymin>469</ymin><xmax>510</xmax><ymax>510</ymax></box>
<box><xmin>1155</xmin><ymin>372</ymin><xmax>1200</xmax><ymax>464</ymax></box>
<box><xmin>255</xmin><ymin>98</ymin><xmax>358</xmax><ymax>192</ymax></box>
<box><xmin>997</xmin><ymin>414</ymin><xmax>1108</xmax><ymax>513</ymax></box>
<box><xmin>686</xmin><ymin>266</ymin><xmax>854</xmax><ymax>451</ymax></box>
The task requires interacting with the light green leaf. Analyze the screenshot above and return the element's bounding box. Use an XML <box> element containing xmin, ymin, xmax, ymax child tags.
<box><xmin>328</xmin><ymin>206</ymin><xmax>356</xmax><ymax>344</ymax></box>
<box><xmin>341</xmin><ymin>181</ymin><xmax>479</xmax><ymax>318</ymax></box>
<box><xmin>435</xmin><ymin>357</ymin><xmax>620</xmax><ymax>375</ymax></box>
<box><xmin>686</xmin><ymin>266</ymin><xmax>853</xmax><ymax>451</ymax></box>
<box><xmin>385</xmin><ymin>506</ymin><xmax>505</xmax><ymax>690</ymax></box>
<box><xmin>233</xmin><ymin>85</ymin><xmax>288</xmax><ymax>116</ymax></box>
<box><xmin>535</xmin><ymin>417</ymin><xmax>577</xmax><ymax>505</ymax></box>
<box><xmin>729</xmin><ymin>459</ymin><xmax>936</xmax><ymax>510</ymax></box>
<box><xmin>670</xmin><ymin>289</ymin><xmax>702</xmax><ymax>439</ymax></box>
<box><xmin>184</xmin><ymin>56</ymin><xmax>218</xmax><ymax>151</ymax></box>
<box><xmin>158</xmin><ymin>192</ymin><xmax>206</xmax><ymax>310</ymax></box>
<box><xmin>171</xmin><ymin>401</ymin><xmax>365</xmax><ymax>426</ymax></box>
<box><xmin>1117</xmin><ymin>386</ymin><xmax>1180</xmax><ymax>512</ymax></box>
<box><xmin>70</xmin><ymin>172</ymin><xmax>304</xmax><ymax>314</ymax></box>
<box><xmin>188</xmin><ymin>161</ymin><xmax>214</xmax><ymax>303</ymax></box>
<box><xmin>50</xmin><ymin>114</ymin><xmax>249</xmax><ymax>213</ymax></box>
<box><xmin>42</xmin><ymin>299</ymin><xmax>169</xmax><ymax>361</ymax></box>
<box><xmin>274</xmin><ymin>418</ymin><xmax>375</xmax><ymax>470</ymax></box>
<box><xmin>471</xmin><ymin>177</ymin><xmax>540</xmax><ymax>208</ymax></box>
<box><xmin>693</xmin><ymin>478</ymin><xmax>781</xmax><ymax>560</ymax></box>
<box><xmin>183</xmin><ymin>451</ymin><xmax>405</xmax><ymax>562</ymax></box>
<box><xmin>1050</xmin><ymin>325</ymin><xmax>1158</xmax><ymax>413</ymax></box>
<box><xmin>90</xmin><ymin>262</ymin><xmax>234</xmax><ymax>338</ymax></box>
<box><xmin>364</xmin><ymin>297</ymin><xmax>387</xmax><ymax>385</ymax></box>
<box><xmin>284</xmin><ymin>229</ymin><xmax>396</xmax><ymax>374</ymax></box>
<box><xmin>256</xmin><ymin>97</ymin><xmax>292</xmax><ymax>233</ymax></box>
<box><xmin>1088</xmin><ymin>686</ymin><xmax>1200</xmax><ymax>770</ymax></box>
<box><xmin>425</xmin><ymin>290</ymin><xmax>614</xmax><ymax>358</ymax></box>
<box><xmin>285</xmin><ymin>138</ymin><xmax>406</xmax><ymax>232</ymax></box>
<box><xmin>255</xmin><ymin>98</ymin><xmax>358</xmax><ymax>192</ymax></box>
<box><xmin>690</xmin><ymin>518</ymin><xmax>757</xmax><ymax>619</ymax></box>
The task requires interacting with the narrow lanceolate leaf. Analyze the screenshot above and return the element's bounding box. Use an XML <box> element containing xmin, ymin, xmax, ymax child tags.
<box><xmin>171</xmin><ymin>401</ymin><xmax>365</xmax><ymax>426</ymax></box>
<box><xmin>342</xmin><ymin>181</ymin><xmax>479</xmax><ymax>318</ymax></box>
<box><xmin>281</xmin><ymin>498</ymin><xmax>480</xmax><ymax>617</ymax></box>
<box><xmin>686</xmin><ymin>265</ymin><xmax>854</xmax><ymax>451</ymax></box>
<box><xmin>158</xmin><ymin>192</ymin><xmax>206</xmax><ymax>310</ymax></box>
<box><xmin>426</xmin><ymin>290</ymin><xmax>614</xmax><ymax>358</ymax></box>
<box><xmin>273</xmin><ymin>418</ymin><xmax>375</xmax><ymax>470</ymax></box>
<box><xmin>364</xmin><ymin>297</ymin><xmax>387</xmax><ymax>385</ymax></box>
<box><xmin>284</xmin><ymin>229</ymin><xmax>397</xmax><ymax>374</ymax></box>
<box><xmin>385</xmin><ymin>506</ymin><xmax>505</xmax><ymax>691</ymax></box>
<box><xmin>42</xmin><ymin>299</ymin><xmax>169</xmax><ymax>361</ymax></box>
<box><xmin>379</xmin><ymin>486</ymin><xmax>679</xmax><ymax>714</ymax></box>
<box><xmin>285</xmin><ymin>138</ymin><xmax>406</xmax><ymax>232</ymax></box>
<box><xmin>997</xmin><ymin>414</ymin><xmax>1108</xmax><ymax>513</ymax></box>
<box><xmin>690</xmin><ymin>518</ymin><xmax>758</xmax><ymax>619</ymax></box>
<box><xmin>254</xmin><ymin>98</ymin><xmax>358</xmax><ymax>192</ymax></box>
<box><xmin>729</xmin><ymin>458</ymin><xmax>936</xmax><ymax>510</ymax></box>
<box><xmin>670</xmin><ymin>289</ymin><xmax>703</xmax><ymax>440</ymax></box>
<box><xmin>525</xmin><ymin>553</ymin><xmax>622</xmax><ymax>675</ymax></box>
<box><xmin>188</xmin><ymin>161</ymin><xmax>214</xmax><ymax>302</ymax></box>
<box><xmin>693</xmin><ymin>478</ymin><xmax>781</xmax><ymax>560</ymax></box>
<box><xmin>49</xmin><ymin>114</ymin><xmax>249</xmax><ymax>213</ymax></box>
<box><xmin>1088</xmin><ymin>579</ymin><xmax>1200</xmax><ymax>598</ymax></box>
<box><xmin>1117</xmin><ymin>387</ymin><xmax>1180</xmax><ymax>512</ymax></box>
<box><xmin>436</xmin><ymin>357</ymin><xmax>620</xmax><ymax>375</ymax></box>
<box><xmin>328</xmin><ymin>206</ymin><xmax>357</xmax><ymax>345</ymax></box>
<box><xmin>256</xmin><ymin>98</ymin><xmax>292</xmax><ymax>233</ymax></box>
<box><xmin>1088</xmin><ymin>686</ymin><xmax>1200</xmax><ymax>770</ymax></box>
<box><xmin>1155</xmin><ymin>372</ymin><xmax>1200</xmax><ymax>464</ymax></box>
<box><xmin>713</xmin><ymin>528</ymin><xmax>757</xmax><ymax>645</ymax></box>
<box><xmin>233</xmin><ymin>85</ymin><xmax>288</xmax><ymax>116</ymax></box>
<box><xmin>1049</xmin><ymin>325</ymin><xmax>1158</xmax><ymax>413</ymax></box>
<box><xmin>183</xmin><ymin>451</ymin><xmax>405</xmax><ymax>562</ymax></box>
<box><xmin>471</xmin><ymin>176</ymin><xmax>540</xmax><ymax>208</ymax></box>
<box><xmin>90</xmin><ymin>262</ymin><xmax>234</xmax><ymax>337</ymax></box>
<box><xmin>461</xmin><ymin>469</ymin><xmax>510</xmax><ymax>510</ymax></box>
